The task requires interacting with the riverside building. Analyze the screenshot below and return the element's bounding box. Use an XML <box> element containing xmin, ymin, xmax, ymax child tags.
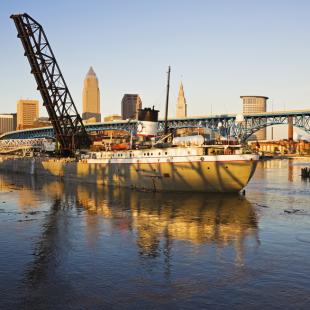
<box><xmin>0</xmin><ymin>114</ymin><xmax>15</xmax><ymax>134</ymax></box>
<box><xmin>82</xmin><ymin>67</ymin><xmax>101</xmax><ymax>122</ymax></box>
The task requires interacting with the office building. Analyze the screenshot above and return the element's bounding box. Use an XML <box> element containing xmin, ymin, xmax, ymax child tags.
<box><xmin>176</xmin><ymin>82</ymin><xmax>187</xmax><ymax>118</ymax></box>
<box><xmin>0</xmin><ymin>114</ymin><xmax>14</xmax><ymax>135</ymax></box>
<box><xmin>82</xmin><ymin>66</ymin><xmax>101</xmax><ymax>122</ymax></box>
<box><xmin>11</xmin><ymin>113</ymin><xmax>17</xmax><ymax>130</ymax></box>
<box><xmin>240</xmin><ymin>96</ymin><xmax>268</xmax><ymax>140</ymax></box>
<box><xmin>121</xmin><ymin>94</ymin><xmax>142</xmax><ymax>120</ymax></box>
<box><xmin>16</xmin><ymin>99</ymin><xmax>39</xmax><ymax>130</ymax></box>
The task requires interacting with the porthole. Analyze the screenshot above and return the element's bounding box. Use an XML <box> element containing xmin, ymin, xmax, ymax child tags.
<box><xmin>158</xmin><ymin>152</ymin><xmax>161</xmax><ymax>155</ymax></box>
<box><xmin>165</xmin><ymin>152</ymin><xmax>168</xmax><ymax>155</ymax></box>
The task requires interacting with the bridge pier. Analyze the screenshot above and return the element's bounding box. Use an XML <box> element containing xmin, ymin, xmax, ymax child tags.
<box><xmin>288</xmin><ymin>116</ymin><xmax>293</xmax><ymax>141</ymax></box>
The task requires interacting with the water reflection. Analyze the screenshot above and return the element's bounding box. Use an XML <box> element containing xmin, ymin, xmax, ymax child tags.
<box><xmin>26</xmin><ymin>198</ymin><xmax>62</xmax><ymax>285</ymax></box>
<box><xmin>2</xmin><ymin>159</ymin><xmax>310</xmax><ymax>309</ymax></box>
<box><xmin>78</xmin><ymin>188</ymin><xmax>259</xmax><ymax>264</ymax></box>
<box><xmin>256</xmin><ymin>158</ymin><xmax>309</xmax><ymax>183</ymax></box>
<box><xmin>0</xmin><ymin>174</ymin><xmax>259</xmax><ymax>267</ymax></box>
<box><xmin>1</xmin><ymin>174</ymin><xmax>259</xmax><ymax>308</ymax></box>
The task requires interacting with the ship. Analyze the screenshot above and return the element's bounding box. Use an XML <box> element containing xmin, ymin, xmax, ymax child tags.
<box><xmin>0</xmin><ymin>142</ymin><xmax>258</xmax><ymax>193</ymax></box>
<box><xmin>0</xmin><ymin>63</ymin><xmax>258</xmax><ymax>193</ymax></box>
<box><xmin>0</xmin><ymin>104</ymin><xmax>258</xmax><ymax>193</ymax></box>
<box><xmin>3</xmin><ymin>16</ymin><xmax>258</xmax><ymax>193</ymax></box>
<box><xmin>73</xmin><ymin>68</ymin><xmax>258</xmax><ymax>193</ymax></box>
<box><xmin>77</xmin><ymin>106</ymin><xmax>258</xmax><ymax>192</ymax></box>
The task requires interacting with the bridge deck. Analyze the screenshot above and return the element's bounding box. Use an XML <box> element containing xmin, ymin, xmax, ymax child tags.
<box><xmin>1</xmin><ymin>110</ymin><xmax>309</xmax><ymax>141</ymax></box>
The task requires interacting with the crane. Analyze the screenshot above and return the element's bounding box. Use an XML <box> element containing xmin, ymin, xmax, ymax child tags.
<box><xmin>11</xmin><ymin>13</ymin><xmax>91</xmax><ymax>156</ymax></box>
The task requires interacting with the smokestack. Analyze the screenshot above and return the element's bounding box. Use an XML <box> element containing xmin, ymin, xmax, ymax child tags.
<box><xmin>137</xmin><ymin>107</ymin><xmax>159</xmax><ymax>137</ymax></box>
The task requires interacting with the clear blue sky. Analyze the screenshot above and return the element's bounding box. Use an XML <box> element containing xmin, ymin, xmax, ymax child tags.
<box><xmin>0</xmin><ymin>0</ymin><xmax>309</xmax><ymax>137</ymax></box>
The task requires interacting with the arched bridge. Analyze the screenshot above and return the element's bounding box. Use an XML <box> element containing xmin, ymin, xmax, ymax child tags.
<box><xmin>1</xmin><ymin>110</ymin><xmax>309</xmax><ymax>142</ymax></box>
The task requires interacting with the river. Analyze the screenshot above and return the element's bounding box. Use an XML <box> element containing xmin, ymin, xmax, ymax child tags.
<box><xmin>0</xmin><ymin>159</ymin><xmax>309</xmax><ymax>309</ymax></box>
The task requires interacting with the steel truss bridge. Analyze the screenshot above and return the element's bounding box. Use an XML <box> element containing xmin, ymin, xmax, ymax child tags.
<box><xmin>0</xmin><ymin>138</ymin><xmax>51</xmax><ymax>154</ymax></box>
<box><xmin>1</xmin><ymin>110</ymin><xmax>309</xmax><ymax>142</ymax></box>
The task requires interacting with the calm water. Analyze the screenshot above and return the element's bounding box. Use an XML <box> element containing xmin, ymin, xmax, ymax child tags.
<box><xmin>0</xmin><ymin>159</ymin><xmax>310</xmax><ymax>309</ymax></box>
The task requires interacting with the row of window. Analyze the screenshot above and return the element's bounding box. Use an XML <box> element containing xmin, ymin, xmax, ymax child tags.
<box><xmin>93</xmin><ymin>150</ymin><xmax>197</xmax><ymax>159</ymax></box>
<box><xmin>110</xmin><ymin>151</ymin><xmax>169</xmax><ymax>158</ymax></box>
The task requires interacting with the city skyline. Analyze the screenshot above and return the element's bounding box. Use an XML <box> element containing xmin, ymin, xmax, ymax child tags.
<box><xmin>1</xmin><ymin>1</ymin><xmax>310</xmax><ymax>139</ymax></box>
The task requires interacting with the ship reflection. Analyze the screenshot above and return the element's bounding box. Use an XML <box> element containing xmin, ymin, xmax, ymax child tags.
<box><xmin>0</xmin><ymin>174</ymin><xmax>259</xmax><ymax>280</ymax></box>
<box><xmin>75</xmin><ymin>186</ymin><xmax>259</xmax><ymax>264</ymax></box>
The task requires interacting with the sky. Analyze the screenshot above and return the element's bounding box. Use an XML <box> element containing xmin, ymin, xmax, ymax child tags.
<box><xmin>0</xmin><ymin>0</ymin><xmax>310</xmax><ymax>138</ymax></box>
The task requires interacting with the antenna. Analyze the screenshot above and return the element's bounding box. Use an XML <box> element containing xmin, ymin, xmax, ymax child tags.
<box><xmin>164</xmin><ymin>66</ymin><xmax>171</xmax><ymax>136</ymax></box>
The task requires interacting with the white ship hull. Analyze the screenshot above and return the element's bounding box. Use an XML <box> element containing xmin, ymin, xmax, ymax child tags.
<box><xmin>0</xmin><ymin>149</ymin><xmax>259</xmax><ymax>193</ymax></box>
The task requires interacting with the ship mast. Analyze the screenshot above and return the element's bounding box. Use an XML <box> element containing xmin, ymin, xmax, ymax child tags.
<box><xmin>164</xmin><ymin>66</ymin><xmax>171</xmax><ymax>136</ymax></box>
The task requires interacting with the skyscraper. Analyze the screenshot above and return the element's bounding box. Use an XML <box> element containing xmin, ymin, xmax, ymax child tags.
<box><xmin>240</xmin><ymin>95</ymin><xmax>268</xmax><ymax>140</ymax></box>
<box><xmin>16</xmin><ymin>99</ymin><xmax>39</xmax><ymax>130</ymax></box>
<box><xmin>176</xmin><ymin>82</ymin><xmax>187</xmax><ymax>118</ymax></box>
<box><xmin>121</xmin><ymin>94</ymin><xmax>142</xmax><ymax>120</ymax></box>
<box><xmin>82</xmin><ymin>66</ymin><xmax>101</xmax><ymax>122</ymax></box>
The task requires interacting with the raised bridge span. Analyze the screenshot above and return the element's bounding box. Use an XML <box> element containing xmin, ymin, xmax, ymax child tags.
<box><xmin>1</xmin><ymin>110</ymin><xmax>309</xmax><ymax>142</ymax></box>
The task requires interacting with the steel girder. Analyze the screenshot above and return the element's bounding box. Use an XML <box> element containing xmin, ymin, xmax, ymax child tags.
<box><xmin>0</xmin><ymin>138</ymin><xmax>48</xmax><ymax>147</ymax></box>
<box><xmin>239</xmin><ymin>114</ymin><xmax>310</xmax><ymax>142</ymax></box>
<box><xmin>0</xmin><ymin>138</ymin><xmax>51</xmax><ymax>154</ymax></box>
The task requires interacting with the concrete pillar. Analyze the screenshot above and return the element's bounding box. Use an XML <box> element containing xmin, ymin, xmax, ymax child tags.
<box><xmin>288</xmin><ymin>116</ymin><xmax>293</xmax><ymax>141</ymax></box>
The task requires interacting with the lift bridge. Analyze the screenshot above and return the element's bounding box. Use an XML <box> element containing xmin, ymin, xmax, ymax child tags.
<box><xmin>1</xmin><ymin>110</ymin><xmax>309</xmax><ymax>144</ymax></box>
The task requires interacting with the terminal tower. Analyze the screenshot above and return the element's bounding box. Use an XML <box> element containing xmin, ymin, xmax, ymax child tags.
<box><xmin>82</xmin><ymin>66</ymin><xmax>101</xmax><ymax>122</ymax></box>
<box><xmin>176</xmin><ymin>82</ymin><xmax>187</xmax><ymax>118</ymax></box>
